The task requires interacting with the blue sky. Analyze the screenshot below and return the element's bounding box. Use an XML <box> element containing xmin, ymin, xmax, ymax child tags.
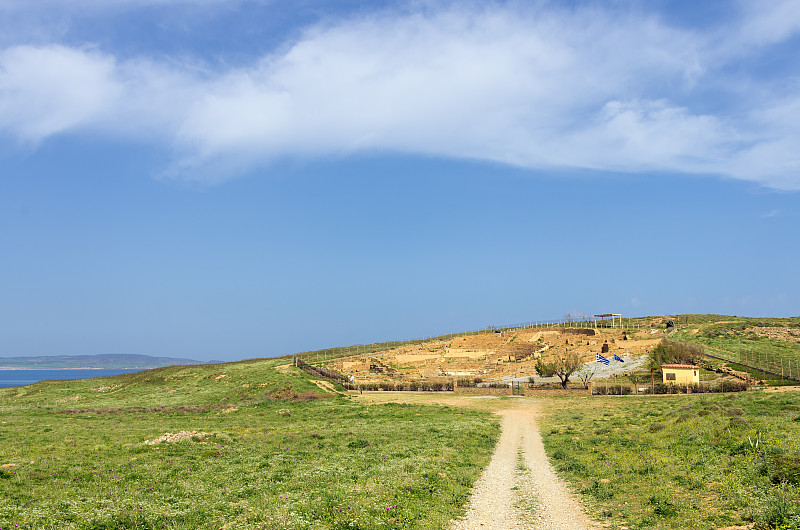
<box><xmin>1</xmin><ymin>0</ymin><xmax>798</xmax><ymax>361</ymax></box>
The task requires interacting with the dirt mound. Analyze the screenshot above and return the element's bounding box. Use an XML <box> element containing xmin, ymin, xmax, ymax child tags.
<box><xmin>144</xmin><ymin>431</ymin><xmax>208</xmax><ymax>445</ymax></box>
<box><xmin>311</xmin><ymin>380</ymin><xmax>338</xmax><ymax>393</ymax></box>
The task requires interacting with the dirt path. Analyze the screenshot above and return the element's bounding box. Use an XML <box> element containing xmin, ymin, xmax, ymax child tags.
<box><xmin>352</xmin><ymin>394</ymin><xmax>598</xmax><ymax>529</ymax></box>
<box><xmin>451</xmin><ymin>402</ymin><xmax>597</xmax><ymax>530</ymax></box>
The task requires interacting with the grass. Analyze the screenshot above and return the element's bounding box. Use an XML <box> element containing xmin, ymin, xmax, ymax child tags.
<box><xmin>0</xmin><ymin>358</ymin><xmax>500</xmax><ymax>529</ymax></box>
<box><xmin>666</xmin><ymin>317</ymin><xmax>800</xmax><ymax>385</ymax></box>
<box><xmin>539</xmin><ymin>390</ymin><xmax>800</xmax><ymax>529</ymax></box>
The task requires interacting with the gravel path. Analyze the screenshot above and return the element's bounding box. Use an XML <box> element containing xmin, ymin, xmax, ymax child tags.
<box><xmin>452</xmin><ymin>401</ymin><xmax>597</xmax><ymax>530</ymax></box>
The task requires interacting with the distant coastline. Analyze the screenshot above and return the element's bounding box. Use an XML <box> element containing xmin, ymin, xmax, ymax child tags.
<box><xmin>0</xmin><ymin>354</ymin><xmax>208</xmax><ymax>371</ymax></box>
<box><xmin>0</xmin><ymin>367</ymin><xmax>146</xmax><ymax>388</ymax></box>
<box><xmin>0</xmin><ymin>366</ymin><xmax>150</xmax><ymax>370</ymax></box>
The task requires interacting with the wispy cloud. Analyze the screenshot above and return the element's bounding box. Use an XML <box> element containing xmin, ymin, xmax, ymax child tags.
<box><xmin>1</xmin><ymin>2</ymin><xmax>800</xmax><ymax>188</ymax></box>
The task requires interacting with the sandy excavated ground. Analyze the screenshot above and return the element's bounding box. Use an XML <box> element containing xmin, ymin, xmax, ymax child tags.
<box><xmin>332</xmin><ymin>327</ymin><xmax>665</xmax><ymax>385</ymax></box>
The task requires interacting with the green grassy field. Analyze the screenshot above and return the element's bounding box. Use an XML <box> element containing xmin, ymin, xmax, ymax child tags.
<box><xmin>669</xmin><ymin>317</ymin><xmax>800</xmax><ymax>384</ymax></box>
<box><xmin>539</xmin><ymin>390</ymin><xmax>800</xmax><ymax>530</ymax></box>
<box><xmin>0</xmin><ymin>359</ymin><xmax>499</xmax><ymax>529</ymax></box>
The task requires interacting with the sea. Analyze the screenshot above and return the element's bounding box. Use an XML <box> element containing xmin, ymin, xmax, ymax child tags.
<box><xmin>0</xmin><ymin>369</ymin><xmax>144</xmax><ymax>388</ymax></box>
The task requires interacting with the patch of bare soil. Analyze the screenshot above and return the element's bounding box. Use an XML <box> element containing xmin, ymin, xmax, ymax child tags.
<box><xmin>311</xmin><ymin>380</ymin><xmax>338</xmax><ymax>393</ymax></box>
<box><xmin>749</xmin><ymin>326</ymin><xmax>800</xmax><ymax>343</ymax></box>
<box><xmin>144</xmin><ymin>431</ymin><xmax>208</xmax><ymax>445</ymax></box>
<box><xmin>760</xmin><ymin>386</ymin><xmax>800</xmax><ymax>393</ymax></box>
<box><xmin>274</xmin><ymin>364</ymin><xmax>293</xmax><ymax>373</ymax></box>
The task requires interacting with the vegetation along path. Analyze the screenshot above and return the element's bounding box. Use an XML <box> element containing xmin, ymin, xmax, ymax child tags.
<box><xmin>452</xmin><ymin>401</ymin><xmax>597</xmax><ymax>529</ymax></box>
<box><xmin>357</xmin><ymin>393</ymin><xmax>596</xmax><ymax>529</ymax></box>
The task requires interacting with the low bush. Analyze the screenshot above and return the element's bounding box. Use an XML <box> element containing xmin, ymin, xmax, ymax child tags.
<box><xmin>770</xmin><ymin>455</ymin><xmax>800</xmax><ymax>485</ymax></box>
<box><xmin>645</xmin><ymin>381</ymin><xmax>748</xmax><ymax>394</ymax></box>
<box><xmin>594</xmin><ymin>385</ymin><xmax>633</xmax><ymax>395</ymax></box>
<box><xmin>649</xmin><ymin>492</ymin><xmax>678</xmax><ymax>517</ymax></box>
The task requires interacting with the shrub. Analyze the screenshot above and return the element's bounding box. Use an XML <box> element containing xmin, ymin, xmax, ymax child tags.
<box><xmin>649</xmin><ymin>492</ymin><xmax>678</xmax><ymax>517</ymax></box>
<box><xmin>582</xmin><ymin>479</ymin><xmax>614</xmax><ymax>501</ymax></box>
<box><xmin>755</xmin><ymin>493</ymin><xmax>800</xmax><ymax>529</ymax></box>
<box><xmin>594</xmin><ymin>385</ymin><xmax>634</xmax><ymax>396</ymax></box>
<box><xmin>727</xmin><ymin>408</ymin><xmax>745</xmax><ymax>416</ymax></box>
<box><xmin>676</xmin><ymin>414</ymin><xmax>698</xmax><ymax>423</ymax></box>
<box><xmin>729</xmin><ymin>417</ymin><xmax>748</xmax><ymax>427</ymax></box>
<box><xmin>650</xmin><ymin>340</ymin><xmax>704</xmax><ymax>368</ymax></box>
<box><xmin>770</xmin><ymin>455</ymin><xmax>800</xmax><ymax>485</ymax></box>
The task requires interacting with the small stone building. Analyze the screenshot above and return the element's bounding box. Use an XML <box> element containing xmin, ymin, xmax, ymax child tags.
<box><xmin>661</xmin><ymin>364</ymin><xmax>700</xmax><ymax>385</ymax></box>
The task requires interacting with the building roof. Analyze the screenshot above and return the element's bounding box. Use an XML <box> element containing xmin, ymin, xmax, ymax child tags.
<box><xmin>661</xmin><ymin>364</ymin><xmax>700</xmax><ymax>369</ymax></box>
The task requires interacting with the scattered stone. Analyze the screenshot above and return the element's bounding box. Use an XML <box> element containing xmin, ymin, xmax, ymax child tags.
<box><xmin>144</xmin><ymin>431</ymin><xmax>208</xmax><ymax>445</ymax></box>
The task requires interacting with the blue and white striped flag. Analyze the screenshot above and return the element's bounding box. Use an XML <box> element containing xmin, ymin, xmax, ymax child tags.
<box><xmin>596</xmin><ymin>353</ymin><xmax>610</xmax><ymax>365</ymax></box>
<box><xmin>613</xmin><ymin>354</ymin><xmax>624</xmax><ymax>362</ymax></box>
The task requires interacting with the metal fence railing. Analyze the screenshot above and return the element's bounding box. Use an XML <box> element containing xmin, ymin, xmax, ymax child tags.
<box><xmin>295</xmin><ymin>317</ymin><xmax>664</xmax><ymax>364</ymax></box>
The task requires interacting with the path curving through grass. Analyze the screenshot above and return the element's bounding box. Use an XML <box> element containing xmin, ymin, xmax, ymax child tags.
<box><xmin>451</xmin><ymin>402</ymin><xmax>597</xmax><ymax>530</ymax></box>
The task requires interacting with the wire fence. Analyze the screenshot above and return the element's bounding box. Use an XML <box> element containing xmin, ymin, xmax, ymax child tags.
<box><xmin>702</xmin><ymin>346</ymin><xmax>800</xmax><ymax>382</ymax></box>
<box><xmin>296</xmin><ymin>317</ymin><xmax>664</xmax><ymax>364</ymax></box>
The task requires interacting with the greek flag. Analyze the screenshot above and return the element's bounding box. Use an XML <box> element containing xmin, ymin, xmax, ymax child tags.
<box><xmin>613</xmin><ymin>354</ymin><xmax>624</xmax><ymax>362</ymax></box>
<box><xmin>596</xmin><ymin>353</ymin><xmax>610</xmax><ymax>365</ymax></box>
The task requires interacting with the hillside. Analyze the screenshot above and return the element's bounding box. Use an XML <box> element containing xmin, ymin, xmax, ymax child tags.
<box><xmin>0</xmin><ymin>356</ymin><xmax>499</xmax><ymax>529</ymax></box>
<box><xmin>667</xmin><ymin>314</ymin><xmax>800</xmax><ymax>384</ymax></box>
<box><xmin>0</xmin><ymin>357</ymin><xmax>330</xmax><ymax>409</ymax></box>
<box><xmin>305</xmin><ymin>314</ymin><xmax>800</xmax><ymax>388</ymax></box>
<box><xmin>322</xmin><ymin>323</ymin><xmax>664</xmax><ymax>387</ymax></box>
<box><xmin>1</xmin><ymin>315</ymin><xmax>798</xmax><ymax>529</ymax></box>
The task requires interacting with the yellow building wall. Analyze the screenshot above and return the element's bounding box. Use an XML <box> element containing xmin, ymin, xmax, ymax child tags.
<box><xmin>662</xmin><ymin>368</ymin><xmax>699</xmax><ymax>385</ymax></box>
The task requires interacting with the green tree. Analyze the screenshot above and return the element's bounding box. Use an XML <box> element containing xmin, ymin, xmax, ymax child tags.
<box><xmin>649</xmin><ymin>339</ymin><xmax>704</xmax><ymax>371</ymax></box>
<box><xmin>535</xmin><ymin>350</ymin><xmax>583</xmax><ymax>389</ymax></box>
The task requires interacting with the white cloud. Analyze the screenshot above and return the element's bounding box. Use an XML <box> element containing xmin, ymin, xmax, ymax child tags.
<box><xmin>736</xmin><ymin>0</ymin><xmax>800</xmax><ymax>49</ymax></box>
<box><xmin>0</xmin><ymin>45</ymin><xmax>120</xmax><ymax>141</ymax></box>
<box><xmin>1</xmin><ymin>3</ymin><xmax>800</xmax><ymax>189</ymax></box>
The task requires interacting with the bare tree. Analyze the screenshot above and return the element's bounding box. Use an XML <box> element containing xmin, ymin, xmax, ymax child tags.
<box><xmin>535</xmin><ymin>350</ymin><xmax>583</xmax><ymax>389</ymax></box>
<box><xmin>563</xmin><ymin>313</ymin><xmax>575</xmax><ymax>323</ymax></box>
<box><xmin>630</xmin><ymin>372</ymin><xmax>643</xmax><ymax>393</ymax></box>
<box><xmin>575</xmin><ymin>365</ymin><xmax>597</xmax><ymax>389</ymax></box>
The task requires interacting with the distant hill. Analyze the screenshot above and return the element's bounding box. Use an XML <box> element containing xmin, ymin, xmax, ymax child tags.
<box><xmin>0</xmin><ymin>354</ymin><xmax>210</xmax><ymax>369</ymax></box>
